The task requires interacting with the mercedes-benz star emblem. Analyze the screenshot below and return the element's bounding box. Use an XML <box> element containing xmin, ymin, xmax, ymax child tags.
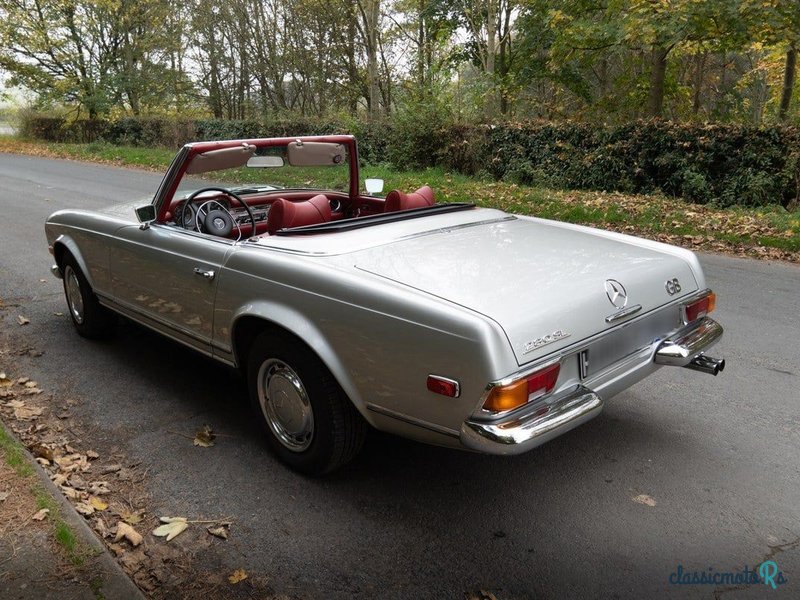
<box><xmin>604</xmin><ymin>279</ymin><xmax>628</xmax><ymax>310</ymax></box>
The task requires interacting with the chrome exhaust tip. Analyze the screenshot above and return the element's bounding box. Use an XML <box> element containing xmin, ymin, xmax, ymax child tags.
<box><xmin>684</xmin><ymin>354</ymin><xmax>725</xmax><ymax>376</ymax></box>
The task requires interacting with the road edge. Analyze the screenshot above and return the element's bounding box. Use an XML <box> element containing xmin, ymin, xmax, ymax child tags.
<box><xmin>0</xmin><ymin>419</ymin><xmax>146</xmax><ymax>600</ymax></box>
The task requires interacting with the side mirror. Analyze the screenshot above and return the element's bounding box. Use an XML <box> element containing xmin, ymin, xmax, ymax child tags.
<box><xmin>365</xmin><ymin>178</ymin><xmax>384</xmax><ymax>195</ymax></box>
<box><xmin>135</xmin><ymin>204</ymin><xmax>157</xmax><ymax>229</ymax></box>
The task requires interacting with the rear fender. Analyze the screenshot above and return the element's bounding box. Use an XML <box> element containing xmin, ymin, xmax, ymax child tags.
<box><xmin>230</xmin><ymin>302</ymin><xmax>368</xmax><ymax>418</ymax></box>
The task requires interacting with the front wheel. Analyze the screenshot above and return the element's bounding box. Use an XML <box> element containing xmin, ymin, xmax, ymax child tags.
<box><xmin>247</xmin><ymin>332</ymin><xmax>366</xmax><ymax>475</ymax></box>
<box><xmin>61</xmin><ymin>254</ymin><xmax>114</xmax><ymax>338</ymax></box>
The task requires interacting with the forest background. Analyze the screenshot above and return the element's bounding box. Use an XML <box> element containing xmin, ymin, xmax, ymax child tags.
<box><xmin>0</xmin><ymin>0</ymin><xmax>799</xmax><ymax>210</ymax></box>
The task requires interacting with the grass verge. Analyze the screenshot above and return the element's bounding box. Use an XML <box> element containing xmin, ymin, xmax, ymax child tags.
<box><xmin>0</xmin><ymin>423</ymin><xmax>88</xmax><ymax>565</ymax></box>
<box><xmin>0</xmin><ymin>136</ymin><xmax>797</xmax><ymax>261</ymax></box>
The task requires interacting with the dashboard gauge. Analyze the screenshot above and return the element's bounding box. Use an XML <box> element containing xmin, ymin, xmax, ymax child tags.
<box><xmin>176</xmin><ymin>201</ymin><xmax>198</xmax><ymax>229</ymax></box>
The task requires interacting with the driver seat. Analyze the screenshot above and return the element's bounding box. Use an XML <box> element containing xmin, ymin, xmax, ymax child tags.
<box><xmin>267</xmin><ymin>194</ymin><xmax>332</xmax><ymax>234</ymax></box>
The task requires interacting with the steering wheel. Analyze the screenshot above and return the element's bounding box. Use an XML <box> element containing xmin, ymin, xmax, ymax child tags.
<box><xmin>182</xmin><ymin>187</ymin><xmax>256</xmax><ymax>237</ymax></box>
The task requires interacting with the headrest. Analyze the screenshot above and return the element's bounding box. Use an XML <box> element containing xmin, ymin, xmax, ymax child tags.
<box><xmin>384</xmin><ymin>185</ymin><xmax>435</xmax><ymax>212</ymax></box>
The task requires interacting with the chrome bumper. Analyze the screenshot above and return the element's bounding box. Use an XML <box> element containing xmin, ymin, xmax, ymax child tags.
<box><xmin>460</xmin><ymin>385</ymin><xmax>603</xmax><ymax>456</ymax></box>
<box><xmin>654</xmin><ymin>317</ymin><xmax>723</xmax><ymax>367</ymax></box>
<box><xmin>460</xmin><ymin>317</ymin><xmax>724</xmax><ymax>455</ymax></box>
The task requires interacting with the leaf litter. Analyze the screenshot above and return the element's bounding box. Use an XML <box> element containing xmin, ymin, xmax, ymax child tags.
<box><xmin>193</xmin><ymin>424</ymin><xmax>216</xmax><ymax>447</ymax></box>
<box><xmin>0</xmin><ymin>365</ymin><xmax>254</xmax><ymax>596</ymax></box>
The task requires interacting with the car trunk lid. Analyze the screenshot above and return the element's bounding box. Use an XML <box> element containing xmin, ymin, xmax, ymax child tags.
<box><xmin>353</xmin><ymin>216</ymin><xmax>698</xmax><ymax>365</ymax></box>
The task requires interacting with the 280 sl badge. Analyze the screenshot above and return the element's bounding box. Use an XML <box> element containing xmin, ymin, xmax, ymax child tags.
<box><xmin>523</xmin><ymin>330</ymin><xmax>571</xmax><ymax>354</ymax></box>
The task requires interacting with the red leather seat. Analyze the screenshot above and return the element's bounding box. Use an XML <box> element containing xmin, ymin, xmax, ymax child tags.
<box><xmin>383</xmin><ymin>185</ymin><xmax>435</xmax><ymax>212</ymax></box>
<box><xmin>267</xmin><ymin>194</ymin><xmax>332</xmax><ymax>234</ymax></box>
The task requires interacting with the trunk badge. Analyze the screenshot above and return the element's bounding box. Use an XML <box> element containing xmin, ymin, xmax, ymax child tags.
<box><xmin>522</xmin><ymin>330</ymin><xmax>571</xmax><ymax>354</ymax></box>
<box><xmin>604</xmin><ymin>279</ymin><xmax>628</xmax><ymax>309</ymax></box>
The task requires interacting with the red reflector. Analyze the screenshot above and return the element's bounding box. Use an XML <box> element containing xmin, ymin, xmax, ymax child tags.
<box><xmin>526</xmin><ymin>363</ymin><xmax>560</xmax><ymax>401</ymax></box>
<box><xmin>685</xmin><ymin>292</ymin><xmax>715</xmax><ymax>322</ymax></box>
<box><xmin>427</xmin><ymin>375</ymin><xmax>460</xmax><ymax>397</ymax></box>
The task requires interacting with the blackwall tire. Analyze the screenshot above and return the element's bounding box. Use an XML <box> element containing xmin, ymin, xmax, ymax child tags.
<box><xmin>247</xmin><ymin>332</ymin><xmax>366</xmax><ymax>475</ymax></box>
<box><xmin>61</xmin><ymin>254</ymin><xmax>114</xmax><ymax>339</ymax></box>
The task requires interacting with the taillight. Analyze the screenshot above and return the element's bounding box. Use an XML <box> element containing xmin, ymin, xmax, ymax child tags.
<box><xmin>684</xmin><ymin>292</ymin><xmax>716</xmax><ymax>323</ymax></box>
<box><xmin>483</xmin><ymin>363</ymin><xmax>561</xmax><ymax>412</ymax></box>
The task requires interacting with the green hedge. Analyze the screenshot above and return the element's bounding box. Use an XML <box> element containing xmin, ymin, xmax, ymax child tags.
<box><xmin>18</xmin><ymin>113</ymin><xmax>800</xmax><ymax>207</ymax></box>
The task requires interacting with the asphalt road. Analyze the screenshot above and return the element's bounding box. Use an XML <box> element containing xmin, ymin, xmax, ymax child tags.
<box><xmin>0</xmin><ymin>152</ymin><xmax>798</xmax><ymax>599</ymax></box>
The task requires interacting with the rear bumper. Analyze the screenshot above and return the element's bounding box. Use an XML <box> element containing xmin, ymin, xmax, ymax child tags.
<box><xmin>460</xmin><ymin>385</ymin><xmax>603</xmax><ymax>455</ymax></box>
<box><xmin>460</xmin><ymin>316</ymin><xmax>723</xmax><ymax>456</ymax></box>
<box><xmin>653</xmin><ymin>317</ymin><xmax>723</xmax><ymax>366</ymax></box>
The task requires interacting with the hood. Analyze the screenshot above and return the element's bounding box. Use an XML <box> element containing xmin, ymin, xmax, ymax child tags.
<box><xmin>353</xmin><ymin>216</ymin><xmax>699</xmax><ymax>364</ymax></box>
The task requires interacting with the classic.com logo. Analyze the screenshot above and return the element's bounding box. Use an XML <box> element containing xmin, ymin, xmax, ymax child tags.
<box><xmin>669</xmin><ymin>561</ymin><xmax>788</xmax><ymax>589</ymax></box>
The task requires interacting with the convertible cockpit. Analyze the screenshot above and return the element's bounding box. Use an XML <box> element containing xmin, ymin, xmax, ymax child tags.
<box><xmin>153</xmin><ymin>135</ymin><xmax>445</xmax><ymax>239</ymax></box>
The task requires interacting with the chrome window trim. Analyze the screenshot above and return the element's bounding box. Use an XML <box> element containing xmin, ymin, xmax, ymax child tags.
<box><xmin>153</xmin><ymin>146</ymin><xmax>190</xmax><ymax>216</ymax></box>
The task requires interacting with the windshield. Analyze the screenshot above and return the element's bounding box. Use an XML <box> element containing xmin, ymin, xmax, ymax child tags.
<box><xmin>175</xmin><ymin>144</ymin><xmax>350</xmax><ymax>198</ymax></box>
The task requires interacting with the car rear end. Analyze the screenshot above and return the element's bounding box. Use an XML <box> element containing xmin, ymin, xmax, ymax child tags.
<box><xmin>350</xmin><ymin>210</ymin><xmax>724</xmax><ymax>455</ymax></box>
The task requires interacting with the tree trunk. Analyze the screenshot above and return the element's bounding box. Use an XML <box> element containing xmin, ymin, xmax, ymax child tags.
<box><xmin>692</xmin><ymin>52</ymin><xmax>706</xmax><ymax>117</ymax></box>
<box><xmin>366</xmin><ymin>0</ymin><xmax>380</xmax><ymax>119</ymax></box>
<box><xmin>779</xmin><ymin>46</ymin><xmax>797</xmax><ymax>122</ymax></box>
<box><xmin>647</xmin><ymin>45</ymin><xmax>669</xmax><ymax>118</ymax></box>
<box><xmin>417</xmin><ymin>0</ymin><xmax>425</xmax><ymax>88</ymax></box>
<box><xmin>485</xmin><ymin>0</ymin><xmax>497</xmax><ymax>115</ymax></box>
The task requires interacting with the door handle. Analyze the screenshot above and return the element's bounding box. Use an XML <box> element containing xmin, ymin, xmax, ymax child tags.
<box><xmin>193</xmin><ymin>268</ymin><xmax>215</xmax><ymax>281</ymax></box>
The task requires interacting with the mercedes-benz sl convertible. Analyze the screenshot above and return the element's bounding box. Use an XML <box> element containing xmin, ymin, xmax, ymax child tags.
<box><xmin>45</xmin><ymin>135</ymin><xmax>725</xmax><ymax>475</ymax></box>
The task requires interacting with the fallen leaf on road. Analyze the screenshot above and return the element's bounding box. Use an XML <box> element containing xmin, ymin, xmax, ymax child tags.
<box><xmin>465</xmin><ymin>591</ymin><xmax>499</xmax><ymax>600</ymax></box>
<box><xmin>75</xmin><ymin>502</ymin><xmax>95</xmax><ymax>516</ymax></box>
<box><xmin>23</xmin><ymin>381</ymin><xmax>37</xmax><ymax>388</ymax></box>
<box><xmin>30</xmin><ymin>443</ymin><xmax>54</xmax><ymax>461</ymax></box>
<box><xmin>89</xmin><ymin>496</ymin><xmax>108</xmax><ymax>511</ymax></box>
<box><xmin>0</xmin><ymin>491</ymin><xmax>9</xmax><ymax>502</ymax></box>
<box><xmin>228</xmin><ymin>569</ymin><xmax>248</xmax><ymax>584</ymax></box>
<box><xmin>14</xmin><ymin>405</ymin><xmax>44</xmax><ymax>420</ymax></box>
<box><xmin>120</xmin><ymin>510</ymin><xmax>144</xmax><ymax>525</ymax></box>
<box><xmin>32</xmin><ymin>508</ymin><xmax>50</xmax><ymax>521</ymax></box>
<box><xmin>153</xmin><ymin>517</ymin><xmax>188</xmax><ymax>541</ymax></box>
<box><xmin>88</xmin><ymin>481</ymin><xmax>111</xmax><ymax>495</ymax></box>
<box><xmin>115</xmin><ymin>522</ymin><xmax>143</xmax><ymax>547</ymax></box>
<box><xmin>208</xmin><ymin>525</ymin><xmax>229</xmax><ymax>540</ymax></box>
<box><xmin>0</xmin><ymin>373</ymin><xmax>12</xmax><ymax>387</ymax></box>
<box><xmin>632</xmin><ymin>494</ymin><xmax>657</xmax><ymax>507</ymax></box>
<box><xmin>86</xmin><ymin>450</ymin><xmax>99</xmax><ymax>459</ymax></box>
<box><xmin>16</xmin><ymin>377</ymin><xmax>29</xmax><ymax>384</ymax></box>
<box><xmin>193</xmin><ymin>425</ymin><xmax>216</xmax><ymax>447</ymax></box>
<box><xmin>17</xmin><ymin>315</ymin><xmax>30</xmax><ymax>326</ymax></box>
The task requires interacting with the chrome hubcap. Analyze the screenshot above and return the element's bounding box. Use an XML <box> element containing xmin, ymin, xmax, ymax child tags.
<box><xmin>64</xmin><ymin>266</ymin><xmax>85</xmax><ymax>325</ymax></box>
<box><xmin>257</xmin><ymin>359</ymin><xmax>314</xmax><ymax>452</ymax></box>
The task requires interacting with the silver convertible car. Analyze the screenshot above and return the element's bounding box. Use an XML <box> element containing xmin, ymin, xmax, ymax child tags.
<box><xmin>45</xmin><ymin>135</ymin><xmax>725</xmax><ymax>474</ymax></box>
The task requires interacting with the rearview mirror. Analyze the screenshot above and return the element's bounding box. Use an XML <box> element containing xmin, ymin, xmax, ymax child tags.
<box><xmin>247</xmin><ymin>155</ymin><xmax>285</xmax><ymax>168</ymax></box>
<box><xmin>135</xmin><ymin>204</ymin><xmax>156</xmax><ymax>223</ymax></box>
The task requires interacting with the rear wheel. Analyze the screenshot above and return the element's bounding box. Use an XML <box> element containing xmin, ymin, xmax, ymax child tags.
<box><xmin>247</xmin><ymin>332</ymin><xmax>366</xmax><ymax>475</ymax></box>
<box><xmin>61</xmin><ymin>254</ymin><xmax>113</xmax><ymax>338</ymax></box>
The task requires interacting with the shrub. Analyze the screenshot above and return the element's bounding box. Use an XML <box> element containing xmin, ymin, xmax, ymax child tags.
<box><xmin>16</xmin><ymin>111</ymin><xmax>800</xmax><ymax>208</ymax></box>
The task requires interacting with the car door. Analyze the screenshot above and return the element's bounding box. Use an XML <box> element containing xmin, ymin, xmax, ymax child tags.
<box><xmin>107</xmin><ymin>223</ymin><xmax>233</xmax><ymax>354</ymax></box>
